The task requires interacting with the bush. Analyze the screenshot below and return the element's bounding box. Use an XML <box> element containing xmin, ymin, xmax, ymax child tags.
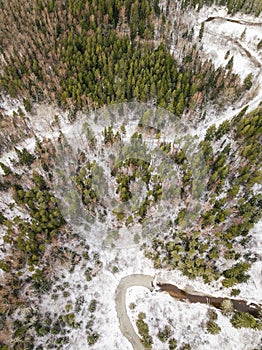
<box><xmin>207</xmin><ymin>321</ymin><xmax>221</xmax><ymax>334</ymax></box>
<box><xmin>243</xmin><ymin>73</ymin><xmax>253</xmax><ymax>90</ymax></box>
<box><xmin>223</xmin><ymin>262</ymin><xmax>250</xmax><ymax>285</ymax></box>
<box><xmin>136</xmin><ymin>313</ymin><xmax>153</xmax><ymax>348</ymax></box>
<box><xmin>208</xmin><ymin>309</ymin><xmax>218</xmax><ymax>321</ymax></box>
<box><xmin>168</xmin><ymin>338</ymin><xmax>177</xmax><ymax>349</ymax></box>
<box><xmin>0</xmin><ymin>345</ymin><xmax>9</xmax><ymax>350</ymax></box>
<box><xmin>87</xmin><ymin>332</ymin><xmax>99</xmax><ymax>345</ymax></box>
<box><xmin>226</xmin><ymin>56</ymin><xmax>234</xmax><ymax>70</ymax></box>
<box><xmin>0</xmin><ymin>162</ymin><xmax>12</xmax><ymax>176</ymax></box>
<box><xmin>231</xmin><ymin>289</ymin><xmax>240</xmax><ymax>296</ymax></box>
<box><xmin>205</xmin><ymin>125</ymin><xmax>216</xmax><ymax>141</ymax></box>
<box><xmin>215</xmin><ymin>120</ymin><xmax>230</xmax><ymax>139</ymax></box>
<box><xmin>157</xmin><ymin>325</ymin><xmax>172</xmax><ymax>342</ymax></box>
<box><xmin>230</xmin><ymin>312</ymin><xmax>257</xmax><ymax>329</ymax></box>
<box><xmin>221</xmin><ymin>299</ymin><xmax>234</xmax><ymax>315</ymax></box>
<box><xmin>88</xmin><ymin>300</ymin><xmax>97</xmax><ymax>313</ymax></box>
<box><xmin>15</xmin><ymin>147</ymin><xmax>35</xmax><ymax>166</ymax></box>
<box><xmin>64</xmin><ymin>313</ymin><xmax>76</xmax><ymax>327</ymax></box>
<box><xmin>222</xmin><ymin>277</ymin><xmax>238</xmax><ymax>287</ymax></box>
<box><xmin>0</xmin><ymin>261</ymin><xmax>10</xmax><ymax>272</ymax></box>
<box><xmin>23</xmin><ymin>98</ymin><xmax>32</xmax><ymax>112</ymax></box>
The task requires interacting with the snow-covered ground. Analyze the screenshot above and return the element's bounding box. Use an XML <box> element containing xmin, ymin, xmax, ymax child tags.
<box><xmin>32</xmin><ymin>221</ymin><xmax>262</xmax><ymax>349</ymax></box>
<box><xmin>0</xmin><ymin>5</ymin><xmax>262</xmax><ymax>350</ymax></box>
<box><xmin>127</xmin><ymin>287</ymin><xmax>260</xmax><ymax>350</ymax></box>
<box><xmin>179</xmin><ymin>5</ymin><xmax>262</xmax><ymax>139</ymax></box>
<box><xmin>1</xmin><ymin>100</ymin><xmax>261</xmax><ymax>349</ymax></box>
<box><xmin>190</xmin><ymin>6</ymin><xmax>262</xmax><ymax>79</ymax></box>
<box><xmin>127</xmin><ymin>285</ymin><xmax>261</xmax><ymax>350</ymax></box>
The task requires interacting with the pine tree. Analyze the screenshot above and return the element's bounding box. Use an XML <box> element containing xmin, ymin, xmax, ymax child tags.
<box><xmin>231</xmin><ymin>312</ymin><xmax>257</xmax><ymax>329</ymax></box>
<box><xmin>226</xmin><ymin>56</ymin><xmax>234</xmax><ymax>70</ymax></box>
<box><xmin>199</xmin><ymin>22</ymin><xmax>205</xmax><ymax>41</ymax></box>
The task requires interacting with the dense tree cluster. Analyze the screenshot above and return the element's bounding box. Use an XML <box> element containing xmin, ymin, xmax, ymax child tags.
<box><xmin>0</xmin><ymin>108</ymin><xmax>33</xmax><ymax>156</ymax></box>
<box><xmin>146</xmin><ymin>106</ymin><xmax>262</xmax><ymax>284</ymax></box>
<box><xmin>2</xmin><ymin>173</ymin><xmax>65</xmax><ymax>276</ymax></box>
<box><xmin>0</xmin><ymin>0</ymin><xmax>242</xmax><ymax>113</ymax></box>
<box><xmin>0</xmin><ymin>154</ymin><xmax>104</xmax><ymax>348</ymax></box>
<box><xmin>136</xmin><ymin>312</ymin><xmax>153</xmax><ymax>348</ymax></box>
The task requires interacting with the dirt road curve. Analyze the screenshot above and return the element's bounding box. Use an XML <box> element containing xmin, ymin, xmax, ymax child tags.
<box><xmin>115</xmin><ymin>274</ymin><xmax>154</xmax><ymax>350</ymax></box>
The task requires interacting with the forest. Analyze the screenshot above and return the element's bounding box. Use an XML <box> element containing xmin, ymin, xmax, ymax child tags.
<box><xmin>0</xmin><ymin>0</ymin><xmax>261</xmax><ymax>349</ymax></box>
<box><xmin>0</xmin><ymin>0</ymin><xmax>244</xmax><ymax>114</ymax></box>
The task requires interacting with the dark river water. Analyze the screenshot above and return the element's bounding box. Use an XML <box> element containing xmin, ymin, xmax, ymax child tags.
<box><xmin>157</xmin><ymin>283</ymin><xmax>261</xmax><ymax>318</ymax></box>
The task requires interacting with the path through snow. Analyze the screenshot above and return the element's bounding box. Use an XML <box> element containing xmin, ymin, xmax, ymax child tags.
<box><xmin>115</xmin><ymin>275</ymin><xmax>154</xmax><ymax>350</ymax></box>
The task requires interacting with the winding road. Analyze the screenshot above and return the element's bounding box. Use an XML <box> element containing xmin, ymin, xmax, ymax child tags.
<box><xmin>115</xmin><ymin>275</ymin><xmax>154</xmax><ymax>350</ymax></box>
